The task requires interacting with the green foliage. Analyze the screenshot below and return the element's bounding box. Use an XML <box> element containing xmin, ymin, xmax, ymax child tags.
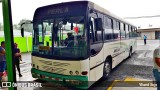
<box><xmin>18</xmin><ymin>19</ymin><xmax>32</xmax><ymax>26</ymax></box>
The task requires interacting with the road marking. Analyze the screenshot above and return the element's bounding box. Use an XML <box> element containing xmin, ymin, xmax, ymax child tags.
<box><xmin>124</xmin><ymin>77</ymin><xmax>157</xmax><ymax>88</ymax></box>
<box><xmin>124</xmin><ymin>77</ymin><xmax>142</xmax><ymax>81</ymax></box>
<box><xmin>107</xmin><ymin>80</ymin><xmax>120</xmax><ymax>90</ymax></box>
<box><xmin>107</xmin><ymin>77</ymin><xmax>156</xmax><ymax>90</ymax></box>
<box><xmin>124</xmin><ymin>77</ymin><xmax>153</xmax><ymax>81</ymax></box>
<box><xmin>138</xmin><ymin>51</ymin><xmax>152</xmax><ymax>58</ymax></box>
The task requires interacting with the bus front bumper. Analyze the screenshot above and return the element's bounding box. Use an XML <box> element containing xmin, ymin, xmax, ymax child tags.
<box><xmin>31</xmin><ymin>68</ymin><xmax>89</xmax><ymax>89</ymax></box>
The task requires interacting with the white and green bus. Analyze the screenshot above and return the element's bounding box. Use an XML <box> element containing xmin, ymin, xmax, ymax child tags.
<box><xmin>30</xmin><ymin>1</ymin><xmax>137</xmax><ymax>89</ymax></box>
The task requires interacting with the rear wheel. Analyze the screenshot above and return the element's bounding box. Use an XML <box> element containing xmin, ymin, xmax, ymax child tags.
<box><xmin>129</xmin><ymin>47</ymin><xmax>132</xmax><ymax>58</ymax></box>
<box><xmin>102</xmin><ymin>60</ymin><xmax>111</xmax><ymax>79</ymax></box>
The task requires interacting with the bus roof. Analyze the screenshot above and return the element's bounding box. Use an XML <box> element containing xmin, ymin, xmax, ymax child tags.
<box><xmin>87</xmin><ymin>1</ymin><xmax>136</xmax><ymax>27</ymax></box>
<box><xmin>34</xmin><ymin>1</ymin><xmax>136</xmax><ymax>27</ymax></box>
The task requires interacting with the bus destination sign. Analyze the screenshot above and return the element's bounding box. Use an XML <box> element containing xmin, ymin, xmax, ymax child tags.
<box><xmin>47</xmin><ymin>7</ymin><xmax>69</xmax><ymax>14</ymax></box>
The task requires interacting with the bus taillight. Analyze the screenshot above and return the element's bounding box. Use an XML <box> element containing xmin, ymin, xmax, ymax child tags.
<box><xmin>155</xmin><ymin>58</ymin><xmax>160</xmax><ymax>67</ymax></box>
<box><xmin>81</xmin><ymin>71</ymin><xmax>88</xmax><ymax>75</ymax></box>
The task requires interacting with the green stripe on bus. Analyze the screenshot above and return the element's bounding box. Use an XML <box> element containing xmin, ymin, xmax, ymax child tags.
<box><xmin>31</xmin><ymin>68</ymin><xmax>89</xmax><ymax>89</ymax></box>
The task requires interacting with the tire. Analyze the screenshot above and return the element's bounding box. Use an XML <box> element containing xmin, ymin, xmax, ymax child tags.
<box><xmin>128</xmin><ymin>47</ymin><xmax>132</xmax><ymax>58</ymax></box>
<box><xmin>102</xmin><ymin>60</ymin><xmax>111</xmax><ymax>79</ymax></box>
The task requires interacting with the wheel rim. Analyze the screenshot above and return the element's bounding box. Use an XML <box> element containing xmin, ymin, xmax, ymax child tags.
<box><xmin>104</xmin><ymin>62</ymin><xmax>110</xmax><ymax>76</ymax></box>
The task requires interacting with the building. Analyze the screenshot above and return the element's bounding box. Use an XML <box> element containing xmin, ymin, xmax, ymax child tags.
<box><xmin>137</xmin><ymin>28</ymin><xmax>160</xmax><ymax>40</ymax></box>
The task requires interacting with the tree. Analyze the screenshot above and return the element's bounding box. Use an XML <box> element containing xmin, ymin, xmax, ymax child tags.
<box><xmin>13</xmin><ymin>24</ymin><xmax>19</xmax><ymax>30</ymax></box>
<box><xmin>18</xmin><ymin>19</ymin><xmax>32</xmax><ymax>32</ymax></box>
<box><xmin>18</xmin><ymin>19</ymin><xmax>32</xmax><ymax>26</ymax></box>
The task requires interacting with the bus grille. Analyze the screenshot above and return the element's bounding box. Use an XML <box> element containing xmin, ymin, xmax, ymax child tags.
<box><xmin>53</xmin><ymin>62</ymin><xmax>70</xmax><ymax>67</ymax></box>
<box><xmin>39</xmin><ymin>60</ymin><xmax>52</xmax><ymax>65</ymax></box>
<box><xmin>42</xmin><ymin>66</ymin><xmax>66</xmax><ymax>74</ymax></box>
<box><xmin>52</xmin><ymin>67</ymin><xmax>66</xmax><ymax>74</ymax></box>
<box><xmin>42</xmin><ymin>65</ymin><xmax>52</xmax><ymax>72</ymax></box>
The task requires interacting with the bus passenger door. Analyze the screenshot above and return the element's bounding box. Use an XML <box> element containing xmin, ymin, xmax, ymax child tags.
<box><xmin>89</xmin><ymin>17</ymin><xmax>104</xmax><ymax>81</ymax></box>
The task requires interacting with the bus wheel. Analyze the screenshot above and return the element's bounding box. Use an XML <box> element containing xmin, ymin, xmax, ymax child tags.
<box><xmin>103</xmin><ymin>60</ymin><xmax>111</xmax><ymax>79</ymax></box>
<box><xmin>129</xmin><ymin>47</ymin><xmax>132</xmax><ymax>58</ymax></box>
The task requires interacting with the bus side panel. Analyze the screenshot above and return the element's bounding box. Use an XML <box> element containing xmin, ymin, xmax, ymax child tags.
<box><xmin>120</xmin><ymin>39</ymin><xmax>130</xmax><ymax>58</ymax></box>
<box><xmin>80</xmin><ymin>59</ymin><xmax>90</xmax><ymax>77</ymax></box>
<box><xmin>103</xmin><ymin>41</ymin><xmax>120</xmax><ymax>68</ymax></box>
<box><xmin>131</xmin><ymin>38</ymin><xmax>137</xmax><ymax>53</ymax></box>
<box><xmin>112</xmin><ymin>38</ymin><xmax>137</xmax><ymax>66</ymax></box>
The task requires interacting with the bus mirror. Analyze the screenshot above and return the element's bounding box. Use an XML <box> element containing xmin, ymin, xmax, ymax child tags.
<box><xmin>49</xmin><ymin>22</ymin><xmax>51</xmax><ymax>26</ymax></box>
<box><xmin>95</xmin><ymin>18</ymin><xmax>103</xmax><ymax>30</ymax></box>
<box><xmin>71</xmin><ymin>23</ymin><xmax>73</xmax><ymax>30</ymax></box>
<box><xmin>21</xmin><ymin>28</ymin><xmax>24</xmax><ymax>37</ymax></box>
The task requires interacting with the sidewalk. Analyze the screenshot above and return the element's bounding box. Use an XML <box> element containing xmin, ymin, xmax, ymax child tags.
<box><xmin>16</xmin><ymin>53</ymin><xmax>34</xmax><ymax>81</ymax></box>
<box><xmin>137</xmin><ymin>40</ymin><xmax>160</xmax><ymax>50</ymax></box>
<box><xmin>0</xmin><ymin>53</ymin><xmax>34</xmax><ymax>90</ymax></box>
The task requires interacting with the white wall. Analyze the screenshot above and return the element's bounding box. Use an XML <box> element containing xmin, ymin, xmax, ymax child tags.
<box><xmin>141</xmin><ymin>31</ymin><xmax>155</xmax><ymax>39</ymax></box>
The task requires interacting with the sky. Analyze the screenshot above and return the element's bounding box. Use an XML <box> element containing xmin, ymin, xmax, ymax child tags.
<box><xmin>1</xmin><ymin>0</ymin><xmax>160</xmax><ymax>28</ymax></box>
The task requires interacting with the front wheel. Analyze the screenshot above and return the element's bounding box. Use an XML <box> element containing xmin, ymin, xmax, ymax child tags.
<box><xmin>102</xmin><ymin>60</ymin><xmax>111</xmax><ymax>79</ymax></box>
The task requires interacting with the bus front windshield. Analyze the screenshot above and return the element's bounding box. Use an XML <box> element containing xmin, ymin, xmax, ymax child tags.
<box><xmin>33</xmin><ymin>16</ymin><xmax>87</xmax><ymax>59</ymax></box>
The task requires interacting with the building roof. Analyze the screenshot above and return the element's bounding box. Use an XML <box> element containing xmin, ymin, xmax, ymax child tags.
<box><xmin>137</xmin><ymin>28</ymin><xmax>160</xmax><ymax>32</ymax></box>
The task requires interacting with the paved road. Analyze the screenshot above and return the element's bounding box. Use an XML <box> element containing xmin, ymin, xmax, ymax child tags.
<box><xmin>89</xmin><ymin>50</ymin><xmax>155</xmax><ymax>90</ymax></box>
<box><xmin>1</xmin><ymin>40</ymin><xmax>159</xmax><ymax>90</ymax></box>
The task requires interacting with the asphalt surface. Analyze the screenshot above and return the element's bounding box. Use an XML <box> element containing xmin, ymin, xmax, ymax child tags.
<box><xmin>89</xmin><ymin>50</ymin><xmax>155</xmax><ymax>90</ymax></box>
<box><xmin>1</xmin><ymin>40</ymin><xmax>159</xmax><ymax>90</ymax></box>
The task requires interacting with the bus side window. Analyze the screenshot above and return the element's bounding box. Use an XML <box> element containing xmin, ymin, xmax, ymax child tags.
<box><xmin>90</xmin><ymin>17</ymin><xmax>103</xmax><ymax>43</ymax></box>
<box><xmin>113</xmin><ymin>20</ymin><xmax>120</xmax><ymax>40</ymax></box>
<box><xmin>120</xmin><ymin>22</ymin><xmax>125</xmax><ymax>39</ymax></box>
<box><xmin>129</xmin><ymin>26</ymin><xmax>132</xmax><ymax>38</ymax></box>
<box><xmin>125</xmin><ymin>24</ymin><xmax>129</xmax><ymax>39</ymax></box>
<box><xmin>104</xmin><ymin>16</ymin><xmax>113</xmax><ymax>41</ymax></box>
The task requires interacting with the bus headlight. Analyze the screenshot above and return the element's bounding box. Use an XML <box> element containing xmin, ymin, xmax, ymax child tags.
<box><xmin>75</xmin><ymin>71</ymin><xmax>79</xmax><ymax>75</ymax></box>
